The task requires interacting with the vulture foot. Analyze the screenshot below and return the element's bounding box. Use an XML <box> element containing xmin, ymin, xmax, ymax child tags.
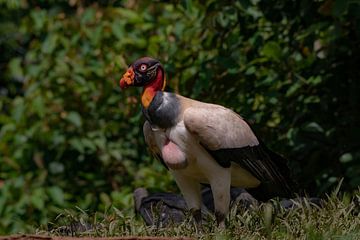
<box><xmin>215</xmin><ymin>211</ymin><xmax>226</xmax><ymax>229</ymax></box>
<box><xmin>191</xmin><ymin>208</ymin><xmax>203</xmax><ymax>232</ymax></box>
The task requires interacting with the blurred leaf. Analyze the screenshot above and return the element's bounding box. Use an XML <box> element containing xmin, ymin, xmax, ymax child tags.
<box><xmin>69</xmin><ymin>138</ymin><xmax>84</xmax><ymax>153</ymax></box>
<box><xmin>307</xmin><ymin>76</ymin><xmax>322</xmax><ymax>85</ymax></box>
<box><xmin>113</xmin><ymin>8</ymin><xmax>143</xmax><ymax>23</ymax></box>
<box><xmin>81</xmin><ymin>138</ymin><xmax>96</xmax><ymax>152</ymax></box>
<box><xmin>47</xmin><ymin>186</ymin><xmax>65</xmax><ymax>206</ymax></box>
<box><xmin>286</xmin><ymin>81</ymin><xmax>302</xmax><ymax>97</ymax></box>
<box><xmin>111</xmin><ymin>20</ymin><xmax>124</xmax><ymax>40</ymax></box>
<box><xmin>8</xmin><ymin>58</ymin><xmax>23</xmax><ymax>80</ymax></box>
<box><xmin>303</xmin><ymin>122</ymin><xmax>324</xmax><ymax>133</ymax></box>
<box><xmin>66</xmin><ymin>111</ymin><xmax>82</xmax><ymax>128</ymax></box>
<box><xmin>31</xmin><ymin>188</ymin><xmax>45</xmax><ymax>210</ymax></box>
<box><xmin>42</xmin><ymin>35</ymin><xmax>58</xmax><ymax>54</ymax></box>
<box><xmin>100</xmin><ymin>192</ymin><xmax>111</xmax><ymax>207</ymax></box>
<box><xmin>261</xmin><ymin>41</ymin><xmax>282</xmax><ymax>61</ymax></box>
<box><xmin>11</xmin><ymin>97</ymin><xmax>25</xmax><ymax>122</ymax></box>
<box><xmin>49</xmin><ymin>162</ymin><xmax>65</xmax><ymax>174</ymax></box>
<box><xmin>30</xmin><ymin>9</ymin><xmax>47</xmax><ymax>30</ymax></box>
<box><xmin>32</xmin><ymin>96</ymin><xmax>45</xmax><ymax>118</ymax></box>
<box><xmin>340</xmin><ymin>153</ymin><xmax>353</xmax><ymax>163</ymax></box>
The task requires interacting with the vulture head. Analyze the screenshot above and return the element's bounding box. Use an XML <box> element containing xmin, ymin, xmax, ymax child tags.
<box><xmin>119</xmin><ymin>57</ymin><xmax>166</xmax><ymax>90</ymax></box>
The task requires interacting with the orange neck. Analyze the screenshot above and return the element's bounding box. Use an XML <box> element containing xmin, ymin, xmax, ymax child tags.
<box><xmin>141</xmin><ymin>67</ymin><xmax>166</xmax><ymax>108</ymax></box>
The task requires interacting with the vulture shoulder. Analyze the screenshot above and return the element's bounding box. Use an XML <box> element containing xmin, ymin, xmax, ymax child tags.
<box><xmin>183</xmin><ymin>104</ymin><xmax>296</xmax><ymax>199</ymax></box>
<box><xmin>183</xmin><ymin>105</ymin><xmax>259</xmax><ymax>150</ymax></box>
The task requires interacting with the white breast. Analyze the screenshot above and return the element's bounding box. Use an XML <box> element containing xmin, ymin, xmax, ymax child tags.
<box><xmin>150</xmin><ymin>121</ymin><xmax>205</xmax><ymax>181</ymax></box>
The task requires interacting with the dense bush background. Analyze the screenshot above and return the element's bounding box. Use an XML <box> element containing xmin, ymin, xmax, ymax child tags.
<box><xmin>0</xmin><ymin>0</ymin><xmax>359</xmax><ymax>234</ymax></box>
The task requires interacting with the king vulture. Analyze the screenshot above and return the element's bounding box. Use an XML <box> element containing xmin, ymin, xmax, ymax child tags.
<box><xmin>120</xmin><ymin>57</ymin><xmax>297</xmax><ymax>227</ymax></box>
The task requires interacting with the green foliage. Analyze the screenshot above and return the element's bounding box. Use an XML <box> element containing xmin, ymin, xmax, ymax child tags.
<box><xmin>0</xmin><ymin>0</ymin><xmax>359</xmax><ymax>234</ymax></box>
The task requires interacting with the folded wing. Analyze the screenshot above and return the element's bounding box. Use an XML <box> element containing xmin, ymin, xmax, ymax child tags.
<box><xmin>183</xmin><ymin>106</ymin><xmax>296</xmax><ymax>199</ymax></box>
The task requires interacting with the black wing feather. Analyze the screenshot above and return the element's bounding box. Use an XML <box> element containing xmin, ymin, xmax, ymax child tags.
<box><xmin>206</xmin><ymin>143</ymin><xmax>297</xmax><ymax>200</ymax></box>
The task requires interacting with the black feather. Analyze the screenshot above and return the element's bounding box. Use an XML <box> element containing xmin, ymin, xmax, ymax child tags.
<box><xmin>205</xmin><ymin>143</ymin><xmax>297</xmax><ymax>201</ymax></box>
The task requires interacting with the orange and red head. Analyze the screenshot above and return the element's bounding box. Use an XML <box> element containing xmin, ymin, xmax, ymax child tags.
<box><xmin>119</xmin><ymin>57</ymin><xmax>166</xmax><ymax>90</ymax></box>
<box><xmin>120</xmin><ymin>57</ymin><xmax>167</xmax><ymax>108</ymax></box>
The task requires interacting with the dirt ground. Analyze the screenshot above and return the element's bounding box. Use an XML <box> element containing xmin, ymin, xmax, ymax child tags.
<box><xmin>0</xmin><ymin>235</ymin><xmax>192</xmax><ymax>240</ymax></box>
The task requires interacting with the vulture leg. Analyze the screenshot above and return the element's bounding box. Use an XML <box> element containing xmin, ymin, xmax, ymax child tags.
<box><xmin>211</xmin><ymin>175</ymin><xmax>231</xmax><ymax>228</ymax></box>
<box><xmin>201</xmin><ymin>160</ymin><xmax>231</xmax><ymax>228</ymax></box>
<box><xmin>171</xmin><ymin>171</ymin><xmax>202</xmax><ymax>226</ymax></box>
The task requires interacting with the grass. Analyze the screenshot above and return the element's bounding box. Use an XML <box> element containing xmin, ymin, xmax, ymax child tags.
<box><xmin>37</xmin><ymin>187</ymin><xmax>360</xmax><ymax>240</ymax></box>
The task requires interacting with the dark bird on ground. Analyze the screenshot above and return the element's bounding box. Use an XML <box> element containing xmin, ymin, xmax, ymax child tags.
<box><xmin>133</xmin><ymin>187</ymin><xmax>322</xmax><ymax>228</ymax></box>
<box><xmin>133</xmin><ymin>187</ymin><xmax>257</xmax><ymax>227</ymax></box>
<box><xmin>120</xmin><ymin>57</ymin><xmax>297</xmax><ymax>227</ymax></box>
<box><xmin>133</xmin><ymin>187</ymin><xmax>187</xmax><ymax>227</ymax></box>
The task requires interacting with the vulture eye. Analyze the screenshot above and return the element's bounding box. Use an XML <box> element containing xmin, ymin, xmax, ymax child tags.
<box><xmin>139</xmin><ymin>64</ymin><xmax>147</xmax><ymax>72</ymax></box>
